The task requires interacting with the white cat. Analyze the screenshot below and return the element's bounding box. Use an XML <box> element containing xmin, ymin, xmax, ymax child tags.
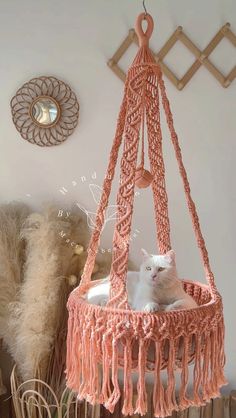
<box><xmin>86</xmin><ymin>249</ymin><xmax>197</xmax><ymax>312</ymax></box>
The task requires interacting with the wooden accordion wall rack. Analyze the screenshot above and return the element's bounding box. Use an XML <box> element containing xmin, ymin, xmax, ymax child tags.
<box><xmin>108</xmin><ymin>23</ymin><xmax>236</xmax><ymax>90</ymax></box>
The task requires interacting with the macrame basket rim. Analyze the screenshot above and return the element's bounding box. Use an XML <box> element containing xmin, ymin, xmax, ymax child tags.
<box><xmin>67</xmin><ymin>278</ymin><xmax>224</xmax><ymax>374</ymax></box>
<box><xmin>68</xmin><ymin>278</ymin><xmax>221</xmax><ymax>317</ymax></box>
<box><xmin>66</xmin><ymin>278</ymin><xmax>226</xmax><ymax>417</ymax></box>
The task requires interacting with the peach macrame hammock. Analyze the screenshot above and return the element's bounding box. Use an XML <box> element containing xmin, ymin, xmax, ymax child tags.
<box><xmin>66</xmin><ymin>13</ymin><xmax>226</xmax><ymax>417</ymax></box>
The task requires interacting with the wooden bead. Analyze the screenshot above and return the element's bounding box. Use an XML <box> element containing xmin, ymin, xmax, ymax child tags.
<box><xmin>135</xmin><ymin>166</ymin><xmax>153</xmax><ymax>188</ymax></box>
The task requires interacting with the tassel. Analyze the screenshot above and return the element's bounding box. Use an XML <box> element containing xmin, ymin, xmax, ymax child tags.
<box><xmin>153</xmin><ymin>341</ymin><xmax>168</xmax><ymax>417</ymax></box>
<box><xmin>179</xmin><ymin>335</ymin><xmax>192</xmax><ymax>410</ymax></box>
<box><xmin>209</xmin><ymin>329</ymin><xmax>220</xmax><ymax>398</ymax></box>
<box><xmin>87</xmin><ymin>328</ymin><xmax>100</xmax><ymax>404</ymax></box>
<box><xmin>101</xmin><ymin>333</ymin><xmax>112</xmax><ymax>404</ymax></box>
<box><xmin>165</xmin><ymin>338</ymin><xmax>178</xmax><ymax>412</ymax></box>
<box><xmin>66</xmin><ymin>311</ymin><xmax>82</xmax><ymax>391</ymax></box>
<box><xmin>105</xmin><ymin>337</ymin><xmax>121</xmax><ymax>413</ymax></box>
<box><xmin>219</xmin><ymin>322</ymin><xmax>227</xmax><ymax>385</ymax></box>
<box><xmin>72</xmin><ymin>326</ymin><xmax>82</xmax><ymax>391</ymax></box>
<box><xmin>201</xmin><ymin>331</ymin><xmax>211</xmax><ymax>401</ymax></box>
<box><xmin>216</xmin><ymin>322</ymin><xmax>227</xmax><ymax>387</ymax></box>
<box><xmin>122</xmin><ymin>339</ymin><xmax>134</xmax><ymax>415</ymax></box>
<box><xmin>134</xmin><ymin>339</ymin><xmax>148</xmax><ymax>415</ymax></box>
<box><xmin>193</xmin><ymin>333</ymin><xmax>203</xmax><ymax>405</ymax></box>
<box><xmin>78</xmin><ymin>325</ymin><xmax>91</xmax><ymax>400</ymax></box>
<box><xmin>95</xmin><ymin>319</ymin><xmax>107</xmax><ymax>404</ymax></box>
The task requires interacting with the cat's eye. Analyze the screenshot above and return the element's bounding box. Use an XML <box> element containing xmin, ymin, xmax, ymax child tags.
<box><xmin>146</xmin><ymin>266</ymin><xmax>151</xmax><ymax>271</ymax></box>
<box><xmin>158</xmin><ymin>267</ymin><xmax>165</xmax><ymax>272</ymax></box>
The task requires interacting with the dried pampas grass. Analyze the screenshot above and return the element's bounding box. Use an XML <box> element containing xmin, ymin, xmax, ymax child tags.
<box><xmin>0</xmin><ymin>202</ymin><xmax>30</xmax><ymax>348</ymax></box>
<box><xmin>8</xmin><ymin>206</ymin><xmax>91</xmax><ymax>381</ymax></box>
<box><xmin>0</xmin><ymin>201</ymin><xmax>133</xmax><ymax>388</ymax></box>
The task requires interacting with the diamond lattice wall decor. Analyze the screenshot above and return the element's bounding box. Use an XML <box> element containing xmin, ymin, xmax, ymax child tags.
<box><xmin>108</xmin><ymin>23</ymin><xmax>236</xmax><ymax>90</ymax></box>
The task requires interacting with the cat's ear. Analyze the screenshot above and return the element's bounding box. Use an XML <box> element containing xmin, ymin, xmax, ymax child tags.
<box><xmin>165</xmin><ymin>250</ymin><xmax>175</xmax><ymax>265</ymax></box>
<box><xmin>141</xmin><ymin>248</ymin><xmax>150</xmax><ymax>260</ymax></box>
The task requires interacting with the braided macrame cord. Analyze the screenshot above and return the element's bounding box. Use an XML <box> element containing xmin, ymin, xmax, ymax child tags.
<box><xmin>66</xmin><ymin>13</ymin><xmax>226</xmax><ymax>417</ymax></box>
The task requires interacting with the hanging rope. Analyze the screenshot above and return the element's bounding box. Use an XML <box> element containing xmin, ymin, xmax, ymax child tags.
<box><xmin>79</xmin><ymin>86</ymin><xmax>128</xmax><ymax>293</ymax></box>
<box><xmin>157</xmin><ymin>74</ymin><xmax>218</xmax><ymax>295</ymax></box>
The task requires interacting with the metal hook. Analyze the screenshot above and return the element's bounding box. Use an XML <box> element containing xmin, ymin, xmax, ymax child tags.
<box><xmin>142</xmin><ymin>0</ymin><xmax>148</xmax><ymax>15</ymax></box>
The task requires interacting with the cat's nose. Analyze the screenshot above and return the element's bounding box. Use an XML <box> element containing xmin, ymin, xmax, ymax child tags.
<box><xmin>151</xmin><ymin>273</ymin><xmax>157</xmax><ymax>279</ymax></box>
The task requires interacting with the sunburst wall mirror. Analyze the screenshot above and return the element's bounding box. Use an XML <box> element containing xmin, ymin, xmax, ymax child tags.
<box><xmin>10</xmin><ymin>76</ymin><xmax>79</xmax><ymax>146</ymax></box>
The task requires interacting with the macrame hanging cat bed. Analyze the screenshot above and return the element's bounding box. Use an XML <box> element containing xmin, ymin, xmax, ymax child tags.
<box><xmin>66</xmin><ymin>13</ymin><xmax>226</xmax><ymax>417</ymax></box>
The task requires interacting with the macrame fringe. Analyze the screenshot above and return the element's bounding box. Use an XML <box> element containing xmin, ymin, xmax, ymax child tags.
<box><xmin>104</xmin><ymin>338</ymin><xmax>121</xmax><ymax>412</ymax></box>
<box><xmin>193</xmin><ymin>333</ymin><xmax>203</xmax><ymax>406</ymax></box>
<box><xmin>66</xmin><ymin>296</ymin><xmax>226</xmax><ymax>418</ymax></box>
<box><xmin>153</xmin><ymin>341</ymin><xmax>168</xmax><ymax>417</ymax></box>
<box><xmin>122</xmin><ymin>339</ymin><xmax>133</xmax><ymax>415</ymax></box>
<box><xmin>179</xmin><ymin>336</ymin><xmax>192</xmax><ymax>410</ymax></box>
<box><xmin>166</xmin><ymin>339</ymin><xmax>178</xmax><ymax>412</ymax></box>
<box><xmin>88</xmin><ymin>323</ymin><xmax>100</xmax><ymax>404</ymax></box>
<box><xmin>78</xmin><ymin>325</ymin><xmax>91</xmax><ymax>400</ymax></box>
<box><xmin>101</xmin><ymin>332</ymin><xmax>112</xmax><ymax>405</ymax></box>
<box><xmin>134</xmin><ymin>339</ymin><xmax>148</xmax><ymax>415</ymax></box>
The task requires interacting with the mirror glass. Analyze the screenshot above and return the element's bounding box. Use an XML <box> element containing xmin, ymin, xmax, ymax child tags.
<box><xmin>31</xmin><ymin>97</ymin><xmax>59</xmax><ymax>126</ymax></box>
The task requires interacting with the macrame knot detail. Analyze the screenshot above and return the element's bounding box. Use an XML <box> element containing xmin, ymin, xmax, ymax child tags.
<box><xmin>135</xmin><ymin>165</ymin><xmax>153</xmax><ymax>188</ymax></box>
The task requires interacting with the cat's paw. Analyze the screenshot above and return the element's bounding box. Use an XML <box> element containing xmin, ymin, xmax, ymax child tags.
<box><xmin>143</xmin><ymin>302</ymin><xmax>160</xmax><ymax>313</ymax></box>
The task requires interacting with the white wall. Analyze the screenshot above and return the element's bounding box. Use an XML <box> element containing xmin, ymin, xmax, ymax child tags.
<box><xmin>0</xmin><ymin>0</ymin><xmax>235</xmax><ymax>389</ymax></box>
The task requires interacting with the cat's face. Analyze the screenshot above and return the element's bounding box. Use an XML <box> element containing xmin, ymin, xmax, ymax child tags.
<box><xmin>139</xmin><ymin>249</ymin><xmax>177</xmax><ymax>289</ymax></box>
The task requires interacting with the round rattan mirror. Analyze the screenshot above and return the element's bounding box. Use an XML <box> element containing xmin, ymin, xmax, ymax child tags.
<box><xmin>10</xmin><ymin>76</ymin><xmax>79</xmax><ymax>146</ymax></box>
<box><xmin>30</xmin><ymin>96</ymin><xmax>60</xmax><ymax>127</ymax></box>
